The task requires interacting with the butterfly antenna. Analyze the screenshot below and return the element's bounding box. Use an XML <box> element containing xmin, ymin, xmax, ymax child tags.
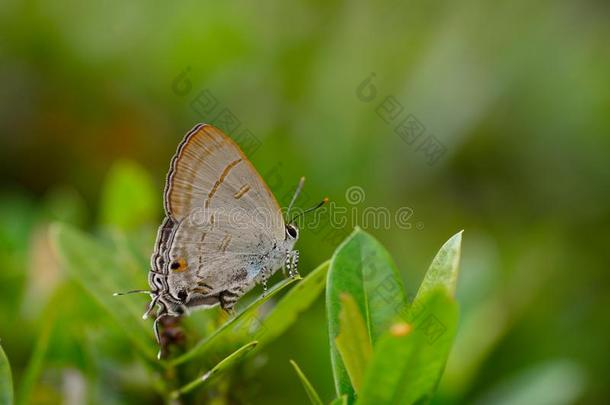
<box><xmin>286</xmin><ymin>176</ymin><xmax>306</xmax><ymax>220</ymax></box>
<box><xmin>113</xmin><ymin>289</ymin><xmax>150</xmax><ymax>297</ymax></box>
<box><xmin>290</xmin><ymin>197</ymin><xmax>329</xmax><ymax>224</ymax></box>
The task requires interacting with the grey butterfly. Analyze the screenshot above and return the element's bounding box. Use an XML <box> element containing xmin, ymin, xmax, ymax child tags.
<box><xmin>117</xmin><ymin>124</ymin><xmax>325</xmax><ymax>356</ymax></box>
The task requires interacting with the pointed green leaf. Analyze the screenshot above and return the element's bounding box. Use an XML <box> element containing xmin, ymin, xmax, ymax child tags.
<box><xmin>50</xmin><ymin>223</ymin><xmax>157</xmax><ymax>361</ymax></box>
<box><xmin>171</xmin><ymin>276</ymin><xmax>298</xmax><ymax>366</ymax></box>
<box><xmin>100</xmin><ymin>160</ymin><xmax>158</xmax><ymax>230</ymax></box>
<box><xmin>327</xmin><ymin>228</ymin><xmax>407</xmax><ymax>400</ymax></box>
<box><xmin>0</xmin><ymin>345</ymin><xmax>13</xmax><ymax>405</ymax></box>
<box><xmin>171</xmin><ymin>341</ymin><xmax>258</xmax><ymax>399</ymax></box>
<box><xmin>359</xmin><ymin>289</ymin><xmax>459</xmax><ymax>405</ymax></box>
<box><xmin>415</xmin><ymin>231</ymin><xmax>463</xmax><ymax>299</ymax></box>
<box><xmin>290</xmin><ymin>360</ymin><xmax>324</xmax><ymax>405</ymax></box>
<box><xmin>335</xmin><ymin>293</ymin><xmax>372</xmax><ymax>393</ymax></box>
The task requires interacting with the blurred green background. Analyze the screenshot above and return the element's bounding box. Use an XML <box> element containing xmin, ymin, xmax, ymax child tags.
<box><xmin>1</xmin><ymin>0</ymin><xmax>609</xmax><ymax>403</ymax></box>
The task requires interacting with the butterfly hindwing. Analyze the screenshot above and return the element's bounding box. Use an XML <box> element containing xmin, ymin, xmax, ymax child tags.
<box><xmin>166</xmin><ymin>208</ymin><xmax>276</xmax><ymax>300</ymax></box>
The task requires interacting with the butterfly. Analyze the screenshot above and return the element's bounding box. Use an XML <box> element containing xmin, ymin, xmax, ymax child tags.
<box><xmin>116</xmin><ymin>124</ymin><xmax>326</xmax><ymax>357</ymax></box>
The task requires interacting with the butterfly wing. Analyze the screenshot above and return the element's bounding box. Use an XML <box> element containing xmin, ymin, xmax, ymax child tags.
<box><xmin>162</xmin><ymin>124</ymin><xmax>286</xmax><ymax>307</ymax></box>
<box><xmin>164</xmin><ymin>124</ymin><xmax>284</xmax><ymax>237</ymax></box>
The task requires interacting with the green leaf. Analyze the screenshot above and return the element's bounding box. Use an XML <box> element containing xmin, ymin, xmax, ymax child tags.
<box><xmin>290</xmin><ymin>360</ymin><xmax>324</xmax><ymax>405</ymax></box>
<box><xmin>329</xmin><ymin>396</ymin><xmax>348</xmax><ymax>405</ymax></box>
<box><xmin>0</xmin><ymin>345</ymin><xmax>13</xmax><ymax>405</ymax></box>
<box><xmin>50</xmin><ymin>223</ymin><xmax>158</xmax><ymax>362</ymax></box>
<box><xmin>171</xmin><ymin>276</ymin><xmax>299</xmax><ymax>366</ymax></box>
<box><xmin>173</xmin><ymin>261</ymin><xmax>328</xmax><ymax>366</ymax></box>
<box><xmin>171</xmin><ymin>341</ymin><xmax>258</xmax><ymax>399</ymax></box>
<box><xmin>100</xmin><ymin>160</ymin><xmax>158</xmax><ymax>230</ymax></box>
<box><xmin>415</xmin><ymin>231</ymin><xmax>463</xmax><ymax>299</ymax></box>
<box><xmin>327</xmin><ymin>228</ymin><xmax>406</xmax><ymax>400</ymax></box>
<box><xmin>473</xmin><ymin>359</ymin><xmax>585</xmax><ymax>405</ymax></box>
<box><xmin>358</xmin><ymin>289</ymin><xmax>459</xmax><ymax>405</ymax></box>
<box><xmin>335</xmin><ymin>293</ymin><xmax>372</xmax><ymax>393</ymax></box>
<box><xmin>254</xmin><ymin>261</ymin><xmax>329</xmax><ymax>348</ymax></box>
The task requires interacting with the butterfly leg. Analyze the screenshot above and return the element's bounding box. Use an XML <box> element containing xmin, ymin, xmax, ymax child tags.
<box><xmin>154</xmin><ymin>312</ymin><xmax>184</xmax><ymax>359</ymax></box>
<box><xmin>152</xmin><ymin>300</ymin><xmax>167</xmax><ymax>345</ymax></box>
<box><xmin>153</xmin><ymin>315</ymin><xmax>162</xmax><ymax>345</ymax></box>
<box><xmin>153</xmin><ymin>312</ymin><xmax>166</xmax><ymax>359</ymax></box>
<box><xmin>288</xmin><ymin>250</ymin><xmax>300</xmax><ymax>278</ymax></box>
<box><xmin>261</xmin><ymin>275</ymin><xmax>268</xmax><ymax>295</ymax></box>
<box><xmin>254</xmin><ymin>267</ymin><xmax>271</xmax><ymax>295</ymax></box>
<box><xmin>282</xmin><ymin>255</ymin><xmax>289</xmax><ymax>277</ymax></box>
<box><xmin>142</xmin><ymin>294</ymin><xmax>159</xmax><ymax>320</ymax></box>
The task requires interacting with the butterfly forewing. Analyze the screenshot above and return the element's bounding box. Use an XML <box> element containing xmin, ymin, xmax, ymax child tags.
<box><xmin>164</xmin><ymin>124</ymin><xmax>284</xmax><ymax>240</ymax></box>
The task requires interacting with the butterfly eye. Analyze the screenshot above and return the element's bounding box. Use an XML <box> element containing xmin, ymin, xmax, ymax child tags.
<box><xmin>286</xmin><ymin>224</ymin><xmax>298</xmax><ymax>239</ymax></box>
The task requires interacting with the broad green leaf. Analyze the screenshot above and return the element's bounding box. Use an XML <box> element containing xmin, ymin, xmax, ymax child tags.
<box><xmin>171</xmin><ymin>276</ymin><xmax>298</xmax><ymax>366</ymax></box>
<box><xmin>100</xmin><ymin>160</ymin><xmax>158</xmax><ymax>230</ymax></box>
<box><xmin>290</xmin><ymin>360</ymin><xmax>324</xmax><ymax>405</ymax></box>
<box><xmin>359</xmin><ymin>289</ymin><xmax>459</xmax><ymax>405</ymax></box>
<box><xmin>50</xmin><ymin>223</ymin><xmax>157</xmax><ymax>361</ymax></box>
<box><xmin>254</xmin><ymin>261</ymin><xmax>329</xmax><ymax>348</ymax></box>
<box><xmin>171</xmin><ymin>341</ymin><xmax>258</xmax><ymax>399</ymax></box>
<box><xmin>335</xmin><ymin>293</ymin><xmax>372</xmax><ymax>393</ymax></box>
<box><xmin>415</xmin><ymin>231</ymin><xmax>463</xmax><ymax>299</ymax></box>
<box><xmin>327</xmin><ymin>228</ymin><xmax>406</xmax><ymax>400</ymax></box>
<box><xmin>0</xmin><ymin>345</ymin><xmax>13</xmax><ymax>405</ymax></box>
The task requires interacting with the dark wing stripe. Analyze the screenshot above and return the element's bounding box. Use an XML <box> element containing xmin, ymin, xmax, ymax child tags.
<box><xmin>233</xmin><ymin>184</ymin><xmax>251</xmax><ymax>199</ymax></box>
<box><xmin>219</xmin><ymin>235</ymin><xmax>232</xmax><ymax>252</ymax></box>
<box><xmin>198</xmin><ymin>232</ymin><xmax>207</xmax><ymax>266</ymax></box>
<box><xmin>205</xmin><ymin>158</ymin><xmax>242</xmax><ymax>208</ymax></box>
